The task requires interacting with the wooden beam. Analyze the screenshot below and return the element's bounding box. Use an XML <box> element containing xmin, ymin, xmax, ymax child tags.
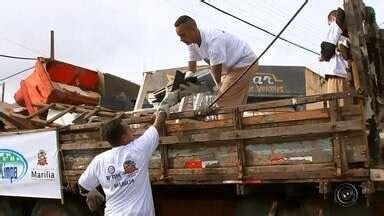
<box><xmin>10</xmin><ymin>113</ymin><xmax>52</xmax><ymax>127</ymax></box>
<box><xmin>159</xmin><ymin>121</ymin><xmax>170</xmax><ymax>181</ymax></box>
<box><xmin>47</xmin><ymin>105</ymin><xmax>76</xmax><ymax>124</ymax></box>
<box><xmin>60</xmin><ymin>141</ymin><xmax>110</xmax><ymax>150</ymax></box>
<box><xmin>233</xmin><ymin>108</ymin><xmax>246</xmax><ymax>179</ymax></box>
<box><xmin>159</xmin><ymin>119</ymin><xmax>364</xmax><ymax>145</ymax></box>
<box><xmin>0</xmin><ymin>111</ymin><xmax>34</xmax><ymax>129</ymax></box>
<box><xmin>82</xmin><ymin>107</ymin><xmax>101</xmax><ymax>122</ymax></box>
<box><xmin>123</xmin><ymin>92</ymin><xmax>361</xmax><ymax>125</ymax></box>
<box><xmin>27</xmin><ymin>103</ymin><xmax>54</xmax><ymax>119</ymax></box>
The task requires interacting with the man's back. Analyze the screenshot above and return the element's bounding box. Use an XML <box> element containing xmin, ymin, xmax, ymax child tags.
<box><xmin>79</xmin><ymin>126</ymin><xmax>159</xmax><ymax>216</ymax></box>
<box><xmin>188</xmin><ymin>29</ymin><xmax>256</xmax><ymax>73</ymax></box>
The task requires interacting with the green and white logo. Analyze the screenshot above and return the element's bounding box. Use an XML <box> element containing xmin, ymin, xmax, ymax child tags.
<box><xmin>0</xmin><ymin>149</ymin><xmax>28</xmax><ymax>183</ymax></box>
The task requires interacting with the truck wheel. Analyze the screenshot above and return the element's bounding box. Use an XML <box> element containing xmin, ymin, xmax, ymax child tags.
<box><xmin>31</xmin><ymin>199</ymin><xmax>86</xmax><ymax>216</ymax></box>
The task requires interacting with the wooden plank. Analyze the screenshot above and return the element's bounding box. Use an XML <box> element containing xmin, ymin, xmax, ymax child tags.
<box><xmin>220</xmin><ymin>92</ymin><xmax>361</xmax><ymax>114</ymax></box>
<box><xmin>242</xmin><ymin>109</ymin><xmax>329</xmax><ymax>125</ymax></box>
<box><xmin>245</xmin><ymin>138</ymin><xmax>333</xmax><ymax>166</ymax></box>
<box><xmin>81</xmin><ymin>107</ymin><xmax>101</xmax><ymax>122</ymax></box>
<box><xmin>27</xmin><ymin>103</ymin><xmax>54</xmax><ymax>119</ymax></box>
<box><xmin>159</xmin><ymin>119</ymin><xmax>364</xmax><ymax>145</ymax></box>
<box><xmin>0</xmin><ymin>111</ymin><xmax>34</xmax><ymax>129</ymax></box>
<box><xmin>167</xmin><ymin>142</ymin><xmax>237</xmax><ymax>169</ymax></box>
<box><xmin>329</xmin><ymin>99</ymin><xmax>343</xmax><ymax>176</ymax></box>
<box><xmin>60</xmin><ymin>141</ymin><xmax>110</xmax><ymax>150</ymax></box>
<box><xmin>168</xmin><ymin>167</ymin><xmax>238</xmax><ymax>176</ymax></box>
<box><xmin>71</xmin><ymin>111</ymin><xmax>88</xmax><ymax>124</ymax></box>
<box><xmin>59</xmin><ymin>122</ymin><xmax>102</xmax><ymax>131</ymax></box>
<box><xmin>122</xmin><ymin>92</ymin><xmax>361</xmax><ymax>125</ymax></box>
<box><xmin>59</xmin><ymin>131</ymin><xmax>101</xmax><ymax>141</ymax></box>
<box><xmin>63</xmin><ymin>168</ymin><xmax>369</xmax><ymax>184</ymax></box>
<box><xmin>47</xmin><ymin>105</ymin><xmax>76</xmax><ymax>124</ymax></box>
<box><xmin>166</xmin><ymin>118</ymin><xmax>233</xmax><ymax>133</ymax></box>
<box><xmin>344</xmin><ymin>0</ymin><xmax>368</xmax><ymax>93</ymax></box>
<box><xmin>160</xmin><ymin>126</ymin><xmax>169</xmax><ymax>181</ymax></box>
<box><xmin>344</xmin><ymin>132</ymin><xmax>369</xmax><ymax>163</ymax></box>
<box><xmin>233</xmin><ymin>109</ymin><xmax>245</xmax><ymax>179</ymax></box>
<box><xmin>246</xmin><ymin>163</ymin><xmax>335</xmax><ymax>174</ymax></box>
<box><xmin>10</xmin><ymin>113</ymin><xmax>53</xmax><ymax>127</ymax></box>
<box><xmin>244</xmin><ymin>171</ymin><xmax>337</xmax><ymax>180</ymax></box>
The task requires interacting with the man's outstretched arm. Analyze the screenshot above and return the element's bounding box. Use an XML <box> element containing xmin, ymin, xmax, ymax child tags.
<box><xmin>153</xmin><ymin>111</ymin><xmax>167</xmax><ymax>134</ymax></box>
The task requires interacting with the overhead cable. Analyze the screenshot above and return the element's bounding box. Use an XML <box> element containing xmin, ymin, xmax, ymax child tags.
<box><xmin>201</xmin><ymin>0</ymin><xmax>320</xmax><ymax>56</ymax></box>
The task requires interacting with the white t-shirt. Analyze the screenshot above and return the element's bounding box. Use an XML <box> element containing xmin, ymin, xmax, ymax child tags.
<box><xmin>188</xmin><ymin>29</ymin><xmax>256</xmax><ymax>74</ymax></box>
<box><xmin>324</xmin><ymin>21</ymin><xmax>348</xmax><ymax>78</ymax></box>
<box><xmin>78</xmin><ymin>126</ymin><xmax>159</xmax><ymax>216</ymax></box>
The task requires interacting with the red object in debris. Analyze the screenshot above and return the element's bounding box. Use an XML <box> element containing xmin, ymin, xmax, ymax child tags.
<box><xmin>184</xmin><ymin>160</ymin><xmax>203</xmax><ymax>169</ymax></box>
<box><xmin>14</xmin><ymin>57</ymin><xmax>101</xmax><ymax>114</ymax></box>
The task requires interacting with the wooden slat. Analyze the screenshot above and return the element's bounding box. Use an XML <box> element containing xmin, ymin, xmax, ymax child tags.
<box><xmin>27</xmin><ymin>103</ymin><xmax>54</xmax><ymax>119</ymax></box>
<box><xmin>71</xmin><ymin>111</ymin><xmax>88</xmax><ymax>124</ymax></box>
<box><xmin>246</xmin><ymin>163</ymin><xmax>335</xmax><ymax>174</ymax></box>
<box><xmin>160</xmin><ymin>126</ymin><xmax>169</xmax><ymax>181</ymax></box>
<box><xmin>159</xmin><ymin>119</ymin><xmax>364</xmax><ymax>145</ymax></box>
<box><xmin>82</xmin><ymin>107</ymin><xmax>101</xmax><ymax>122</ymax></box>
<box><xmin>166</xmin><ymin>118</ymin><xmax>233</xmax><ymax>133</ymax></box>
<box><xmin>10</xmin><ymin>113</ymin><xmax>52</xmax><ymax>127</ymax></box>
<box><xmin>233</xmin><ymin>109</ymin><xmax>245</xmax><ymax>179</ymax></box>
<box><xmin>122</xmin><ymin>92</ymin><xmax>361</xmax><ymax>125</ymax></box>
<box><xmin>60</xmin><ymin>131</ymin><xmax>101</xmax><ymax>141</ymax></box>
<box><xmin>60</xmin><ymin>141</ymin><xmax>110</xmax><ymax>150</ymax></box>
<box><xmin>47</xmin><ymin>105</ymin><xmax>76</xmax><ymax>124</ymax></box>
<box><xmin>0</xmin><ymin>111</ymin><xmax>34</xmax><ymax>129</ymax></box>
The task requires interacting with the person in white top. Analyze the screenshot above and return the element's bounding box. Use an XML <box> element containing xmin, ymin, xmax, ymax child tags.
<box><xmin>320</xmin><ymin>8</ymin><xmax>350</xmax><ymax>100</ymax></box>
<box><xmin>174</xmin><ymin>15</ymin><xmax>258</xmax><ymax>107</ymax></box>
<box><xmin>78</xmin><ymin>91</ymin><xmax>180</xmax><ymax>216</ymax></box>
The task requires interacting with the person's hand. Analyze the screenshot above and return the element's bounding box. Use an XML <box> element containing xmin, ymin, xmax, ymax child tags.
<box><xmin>157</xmin><ymin>90</ymin><xmax>180</xmax><ymax>116</ymax></box>
<box><xmin>184</xmin><ymin>70</ymin><xmax>193</xmax><ymax>79</ymax></box>
<box><xmin>179</xmin><ymin>82</ymin><xmax>204</xmax><ymax>97</ymax></box>
<box><xmin>157</xmin><ymin>101</ymin><xmax>170</xmax><ymax>117</ymax></box>
<box><xmin>86</xmin><ymin>189</ymin><xmax>105</xmax><ymax>212</ymax></box>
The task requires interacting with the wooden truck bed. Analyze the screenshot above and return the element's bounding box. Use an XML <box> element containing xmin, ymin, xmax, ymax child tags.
<box><xmin>55</xmin><ymin>92</ymin><xmax>370</xmax><ymax>187</ymax></box>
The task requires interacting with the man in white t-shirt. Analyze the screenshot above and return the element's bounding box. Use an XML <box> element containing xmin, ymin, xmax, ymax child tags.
<box><xmin>78</xmin><ymin>91</ymin><xmax>179</xmax><ymax>216</ymax></box>
<box><xmin>174</xmin><ymin>15</ymin><xmax>258</xmax><ymax>107</ymax></box>
<box><xmin>320</xmin><ymin>8</ymin><xmax>350</xmax><ymax>100</ymax></box>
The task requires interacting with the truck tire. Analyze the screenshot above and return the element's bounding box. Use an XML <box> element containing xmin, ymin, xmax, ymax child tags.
<box><xmin>31</xmin><ymin>199</ymin><xmax>86</xmax><ymax>216</ymax></box>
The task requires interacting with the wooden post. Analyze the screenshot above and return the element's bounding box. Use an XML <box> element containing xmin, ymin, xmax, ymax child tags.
<box><xmin>1</xmin><ymin>82</ymin><xmax>4</xmax><ymax>102</ymax></box>
<box><xmin>50</xmin><ymin>30</ymin><xmax>54</xmax><ymax>60</ymax></box>
<box><xmin>329</xmin><ymin>99</ymin><xmax>349</xmax><ymax>176</ymax></box>
<box><xmin>134</xmin><ymin>72</ymin><xmax>152</xmax><ymax>111</ymax></box>
<box><xmin>160</xmin><ymin>125</ymin><xmax>169</xmax><ymax>181</ymax></box>
<box><xmin>233</xmin><ymin>108</ymin><xmax>246</xmax><ymax>179</ymax></box>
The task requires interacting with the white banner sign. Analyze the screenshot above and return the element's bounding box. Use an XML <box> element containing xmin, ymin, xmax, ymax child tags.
<box><xmin>0</xmin><ymin>129</ymin><xmax>62</xmax><ymax>199</ymax></box>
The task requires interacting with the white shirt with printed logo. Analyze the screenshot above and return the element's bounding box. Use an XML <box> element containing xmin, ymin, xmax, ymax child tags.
<box><xmin>78</xmin><ymin>126</ymin><xmax>159</xmax><ymax>216</ymax></box>
<box><xmin>324</xmin><ymin>21</ymin><xmax>348</xmax><ymax>78</ymax></box>
<box><xmin>188</xmin><ymin>29</ymin><xmax>257</xmax><ymax>74</ymax></box>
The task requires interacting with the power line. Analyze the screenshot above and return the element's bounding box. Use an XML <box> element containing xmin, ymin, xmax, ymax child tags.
<box><xmin>164</xmin><ymin>0</ymin><xmax>271</xmax><ymax>44</ymax></box>
<box><xmin>223</xmin><ymin>0</ymin><xmax>321</xmax><ymax>49</ymax></box>
<box><xmin>242</xmin><ymin>0</ymin><xmax>324</xmax><ymax>41</ymax></box>
<box><xmin>209</xmin><ymin>0</ymin><xmax>310</xmax><ymax>107</ymax></box>
<box><xmin>0</xmin><ymin>35</ymin><xmax>45</xmax><ymax>56</ymax></box>
<box><xmin>0</xmin><ymin>54</ymin><xmax>37</xmax><ymax>60</ymax></box>
<box><xmin>200</xmin><ymin>0</ymin><xmax>320</xmax><ymax>56</ymax></box>
<box><xmin>0</xmin><ymin>66</ymin><xmax>35</xmax><ymax>81</ymax></box>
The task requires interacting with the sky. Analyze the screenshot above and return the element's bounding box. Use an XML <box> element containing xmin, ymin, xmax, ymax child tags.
<box><xmin>0</xmin><ymin>0</ymin><xmax>383</xmax><ymax>103</ymax></box>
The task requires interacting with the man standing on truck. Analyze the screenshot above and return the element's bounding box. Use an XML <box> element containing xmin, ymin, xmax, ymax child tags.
<box><xmin>174</xmin><ymin>15</ymin><xmax>258</xmax><ymax>107</ymax></box>
<box><xmin>320</xmin><ymin>8</ymin><xmax>350</xmax><ymax>104</ymax></box>
<box><xmin>78</xmin><ymin>90</ymin><xmax>180</xmax><ymax>215</ymax></box>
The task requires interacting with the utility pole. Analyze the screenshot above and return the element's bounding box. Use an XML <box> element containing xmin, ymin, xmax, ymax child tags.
<box><xmin>50</xmin><ymin>30</ymin><xmax>54</xmax><ymax>60</ymax></box>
